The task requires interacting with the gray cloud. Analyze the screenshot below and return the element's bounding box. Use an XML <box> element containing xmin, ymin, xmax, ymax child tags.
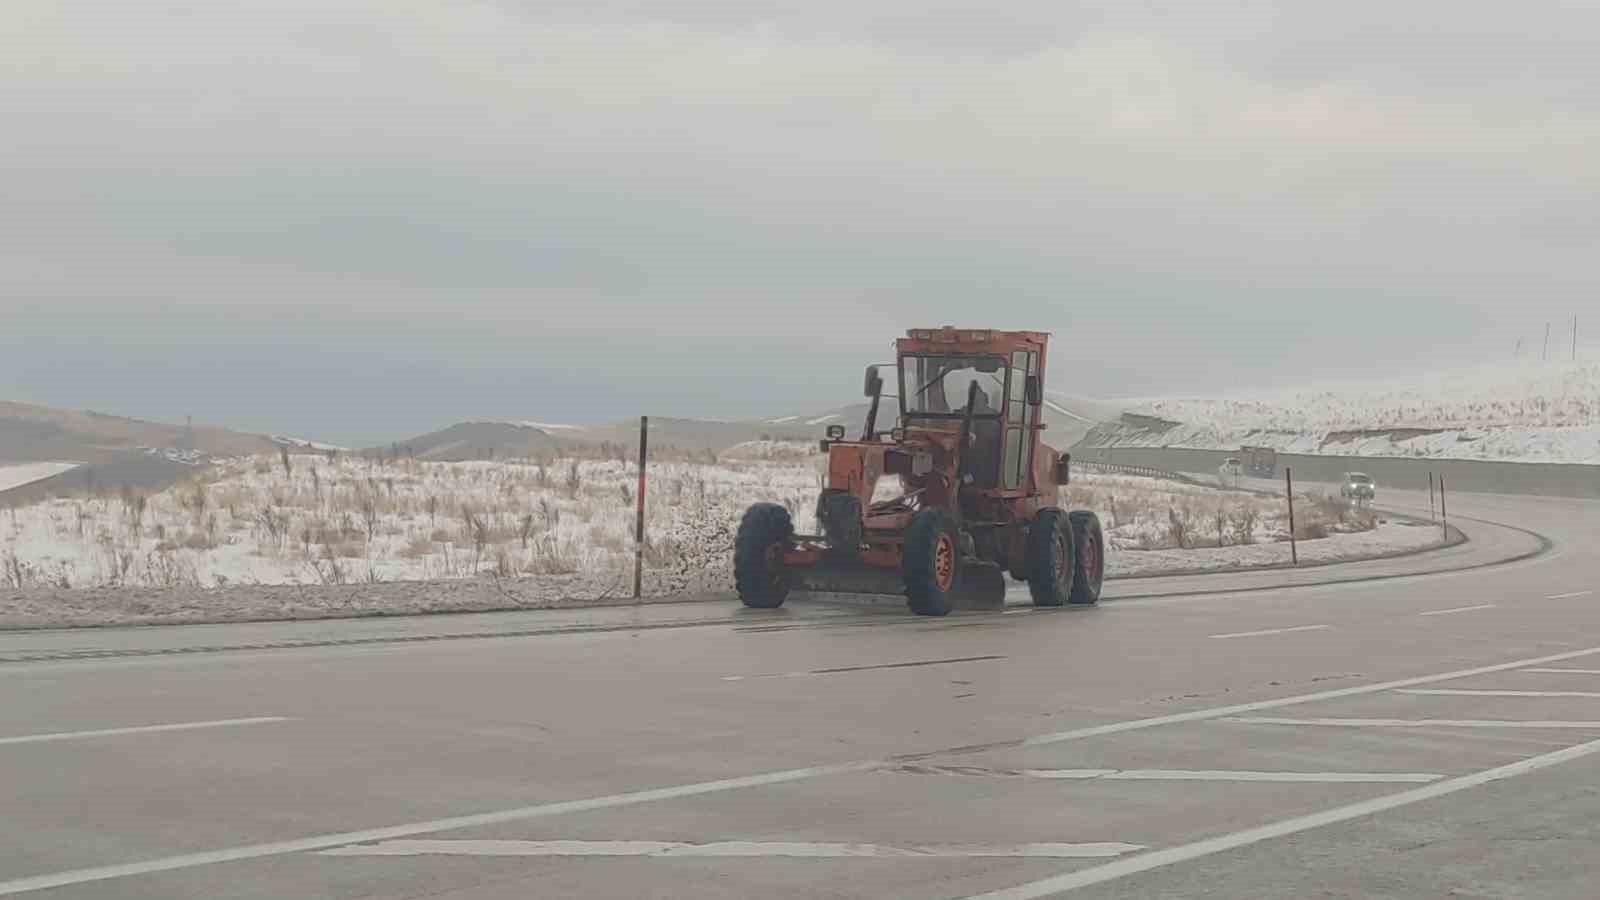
<box><xmin>3</xmin><ymin>1</ymin><xmax>1595</xmax><ymax>444</ymax></box>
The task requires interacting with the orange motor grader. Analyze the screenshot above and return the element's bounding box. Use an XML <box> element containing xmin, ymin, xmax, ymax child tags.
<box><xmin>734</xmin><ymin>327</ymin><xmax>1105</xmax><ymax>616</ymax></box>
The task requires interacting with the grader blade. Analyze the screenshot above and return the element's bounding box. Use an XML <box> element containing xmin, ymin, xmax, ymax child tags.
<box><xmin>790</xmin><ymin>559</ymin><xmax>1008</xmax><ymax>611</ymax></box>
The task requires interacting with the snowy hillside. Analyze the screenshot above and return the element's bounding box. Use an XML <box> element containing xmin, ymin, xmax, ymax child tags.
<box><xmin>1089</xmin><ymin>360</ymin><xmax>1600</xmax><ymax>464</ymax></box>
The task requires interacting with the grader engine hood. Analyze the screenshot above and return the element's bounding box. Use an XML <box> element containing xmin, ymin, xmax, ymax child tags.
<box><xmin>824</xmin><ymin>432</ymin><xmax>949</xmax><ymax>501</ymax></box>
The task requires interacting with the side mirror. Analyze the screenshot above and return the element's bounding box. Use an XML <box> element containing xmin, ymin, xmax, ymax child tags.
<box><xmin>863</xmin><ymin>365</ymin><xmax>884</xmax><ymax>398</ymax></box>
<box><xmin>1024</xmin><ymin>374</ymin><xmax>1042</xmax><ymax>405</ymax></box>
<box><xmin>1054</xmin><ymin>452</ymin><xmax>1071</xmax><ymax>485</ymax></box>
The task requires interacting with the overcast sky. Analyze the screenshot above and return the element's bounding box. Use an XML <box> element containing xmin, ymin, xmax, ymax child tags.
<box><xmin>3</xmin><ymin>2</ymin><xmax>1596</xmax><ymax>445</ymax></box>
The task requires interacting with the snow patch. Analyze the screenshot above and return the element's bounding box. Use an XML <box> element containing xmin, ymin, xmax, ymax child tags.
<box><xmin>515</xmin><ymin>421</ymin><xmax>586</xmax><ymax>432</ymax></box>
<box><xmin>270</xmin><ymin>435</ymin><xmax>348</xmax><ymax>451</ymax></box>
<box><xmin>1095</xmin><ymin>359</ymin><xmax>1600</xmax><ymax>464</ymax></box>
<box><xmin>0</xmin><ymin>462</ymin><xmax>80</xmax><ymax>492</ymax></box>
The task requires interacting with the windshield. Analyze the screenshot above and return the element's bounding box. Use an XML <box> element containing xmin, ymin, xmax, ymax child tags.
<box><xmin>900</xmin><ymin>354</ymin><xmax>1007</xmax><ymax>417</ymax></box>
<box><xmin>1349</xmin><ymin>474</ymin><xmax>1372</xmax><ymax>483</ymax></box>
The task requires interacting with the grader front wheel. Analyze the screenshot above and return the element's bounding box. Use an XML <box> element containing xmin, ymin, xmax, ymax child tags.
<box><xmin>904</xmin><ymin>508</ymin><xmax>960</xmax><ymax>617</ymax></box>
<box><xmin>734</xmin><ymin>503</ymin><xmax>794</xmax><ymax>609</ymax></box>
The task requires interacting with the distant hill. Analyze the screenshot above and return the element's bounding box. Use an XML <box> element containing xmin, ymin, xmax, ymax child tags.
<box><xmin>378</xmin><ymin>421</ymin><xmax>567</xmax><ymax>461</ymax></box>
<box><xmin>0</xmin><ymin>400</ymin><xmax>284</xmax><ymax>506</ymax></box>
<box><xmin>0</xmin><ymin>400</ymin><xmax>278</xmax><ymax>464</ymax></box>
<box><xmin>377</xmin><ymin>393</ymin><xmax>1123</xmax><ymax>462</ymax></box>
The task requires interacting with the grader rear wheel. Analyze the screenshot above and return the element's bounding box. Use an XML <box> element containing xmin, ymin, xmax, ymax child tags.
<box><xmin>1025</xmin><ymin>508</ymin><xmax>1074</xmax><ymax>607</ymax></box>
<box><xmin>1067</xmin><ymin>510</ymin><xmax>1105</xmax><ymax>605</ymax></box>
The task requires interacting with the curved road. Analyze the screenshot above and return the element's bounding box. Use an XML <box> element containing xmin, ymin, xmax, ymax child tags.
<box><xmin>0</xmin><ymin>485</ymin><xmax>1596</xmax><ymax>898</ymax></box>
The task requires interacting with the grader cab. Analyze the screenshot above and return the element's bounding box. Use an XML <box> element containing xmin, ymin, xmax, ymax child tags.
<box><xmin>734</xmin><ymin>327</ymin><xmax>1105</xmax><ymax>616</ymax></box>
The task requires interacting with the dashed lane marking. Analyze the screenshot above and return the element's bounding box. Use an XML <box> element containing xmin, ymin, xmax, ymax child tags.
<box><xmin>1226</xmin><ymin>717</ymin><xmax>1600</xmax><ymax>729</ymax></box>
<box><xmin>0</xmin><ymin>717</ymin><xmax>293</xmax><ymax>747</ymax></box>
<box><xmin>1396</xmin><ymin>689</ymin><xmax>1600</xmax><ymax>699</ymax></box>
<box><xmin>1417</xmin><ymin>604</ymin><xmax>1496</xmax><ymax>616</ymax></box>
<box><xmin>319</xmin><ymin>840</ymin><xmax>1146</xmax><ymax>859</ymax></box>
<box><xmin>722</xmin><ymin>654</ymin><xmax>1004</xmax><ymax>681</ymax></box>
<box><xmin>891</xmin><ymin>765</ymin><xmax>1441</xmax><ymax>783</ymax></box>
<box><xmin>1208</xmin><ymin>625</ymin><xmax>1329</xmax><ymax>640</ymax></box>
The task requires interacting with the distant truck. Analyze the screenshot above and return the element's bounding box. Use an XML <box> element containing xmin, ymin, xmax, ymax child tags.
<box><xmin>1239</xmin><ymin>445</ymin><xmax>1278</xmax><ymax>478</ymax></box>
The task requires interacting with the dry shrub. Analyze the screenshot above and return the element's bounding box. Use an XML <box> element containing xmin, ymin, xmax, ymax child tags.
<box><xmin>332</xmin><ymin>538</ymin><xmax>367</xmax><ymax>559</ymax></box>
<box><xmin>1230</xmin><ymin>506</ymin><xmax>1259</xmax><ymax>545</ymax></box>
<box><xmin>527</xmin><ymin>535</ymin><xmax>580</xmax><ymax>575</ymax></box>
<box><xmin>1295</xmin><ymin>519</ymin><xmax>1331</xmax><ymax>540</ymax></box>
<box><xmin>398</xmin><ymin>536</ymin><xmax>435</xmax><ymax>559</ymax></box>
<box><xmin>180</xmin><ymin>531</ymin><xmax>215</xmax><ymax>551</ymax></box>
<box><xmin>589</xmin><ymin>524</ymin><xmax>626</xmax><ymax>553</ymax></box>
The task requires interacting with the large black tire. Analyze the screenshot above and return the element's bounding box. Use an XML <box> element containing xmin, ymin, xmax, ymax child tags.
<box><xmin>817</xmin><ymin>490</ymin><xmax>863</xmax><ymax>561</ymax></box>
<box><xmin>904</xmin><ymin>508</ymin><xmax>960</xmax><ymax>617</ymax></box>
<box><xmin>1067</xmin><ymin>510</ymin><xmax>1105</xmax><ymax>605</ymax></box>
<box><xmin>1026</xmin><ymin>508</ymin><xmax>1074</xmax><ymax>607</ymax></box>
<box><xmin>734</xmin><ymin>503</ymin><xmax>794</xmax><ymax>609</ymax></box>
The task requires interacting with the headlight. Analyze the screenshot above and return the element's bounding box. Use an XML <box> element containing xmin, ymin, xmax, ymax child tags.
<box><xmin>825</xmin><ymin>424</ymin><xmax>846</xmax><ymax>441</ymax></box>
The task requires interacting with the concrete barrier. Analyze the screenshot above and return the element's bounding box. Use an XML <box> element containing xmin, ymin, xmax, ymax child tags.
<box><xmin>1070</xmin><ymin>444</ymin><xmax>1600</xmax><ymax>499</ymax></box>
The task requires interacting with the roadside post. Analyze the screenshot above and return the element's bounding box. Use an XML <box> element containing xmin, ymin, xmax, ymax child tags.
<box><xmin>633</xmin><ymin>416</ymin><xmax>649</xmax><ymax>600</ymax></box>
<box><xmin>1439</xmin><ymin>475</ymin><xmax>1448</xmax><ymax>538</ymax></box>
<box><xmin>1285</xmin><ymin>467</ymin><xmax>1298</xmax><ymax>565</ymax></box>
<box><xmin>1429</xmin><ymin>471</ymin><xmax>1436</xmax><ymax>521</ymax></box>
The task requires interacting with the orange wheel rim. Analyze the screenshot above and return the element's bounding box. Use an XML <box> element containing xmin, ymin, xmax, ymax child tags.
<box><xmin>933</xmin><ymin>534</ymin><xmax>955</xmax><ymax>591</ymax></box>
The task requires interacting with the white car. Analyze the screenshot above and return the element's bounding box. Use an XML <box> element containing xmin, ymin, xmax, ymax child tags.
<box><xmin>1340</xmin><ymin>472</ymin><xmax>1376</xmax><ymax>501</ymax></box>
<box><xmin>1218</xmin><ymin>457</ymin><xmax>1243</xmax><ymax>486</ymax></box>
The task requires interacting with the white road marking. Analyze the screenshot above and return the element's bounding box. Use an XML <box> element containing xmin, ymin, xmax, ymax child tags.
<box><xmin>1101</xmin><ymin>769</ymin><xmax>1441</xmax><ymax>784</ymax></box>
<box><xmin>319</xmin><ymin>839</ymin><xmax>1145</xmax><ymax>859</ymax></box>
<box><xmin>892</xmin><ymin>765</ymin><xmax>1440</xmax><ymax>784</ymax></box>
<box><xmin>1226</xmin><ymin>717</ymin><xmax>1600</xmax><ymax>729</ymax></box>
<box><xmin>0</xmin><ymin>717</ymin><xmax>292</xmax><ymax>747</ymax></box>
<box><xmin>1417</xmin><ymin>604</ymin><xmax>1496</xmax><ymax>617</ymax></box>
<box><xmin>1547</xmin><ymin>591</ymin><xmax>1594</xmax><ymax>600</ymax></box>
<box><xmin>1398</xmin><ymin>688</ymin><xmax>1600</xmax><ymax>698</ymax></box>
<box><xmin>959</xmin><ymin>735</ymin><xmax>1600</xmax><ymax>899</ymax></box>
<box><xmin>21</xmin><ymin>642</ymin><xmax>1600</xmax><ymax>895</ymax></box>
<box><xmin>1523</xmin><ymin>668</ymin><xmax>1600</xmax><ymax>675</ymax></box>
<box><xmin>1208</xmin><ymin>624</ymin><xmax>1330</xmax><ymax>640</ymax></box>
<box><xmin>0</xmin><ymin>760</ymin><xmax>883</xmax><ymax>897</ymax></box>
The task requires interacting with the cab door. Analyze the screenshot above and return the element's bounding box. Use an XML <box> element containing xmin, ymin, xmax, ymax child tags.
<box><xmin>1001</xmin><ymin>350</ymin><xmax>1037</xmax><ymax>492</ymax></box>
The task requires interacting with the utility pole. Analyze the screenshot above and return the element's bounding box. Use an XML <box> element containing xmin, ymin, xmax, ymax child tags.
<box><xmin>1514</xmin><ymin>337</ymin><xmax>1523</xmax><ymax>359</ymax></box>
<box><xmin>633</xmin><ymin>416</ymin><xmax>649</xmax><ymax>600</ymax></box>
<box><xmin>1285</xmin><ymin>468</ymin><xmax>1298</xmax><ymax>566</ymax></box>
<box><xmin>1544</xmin><ymin>322</ymin><xmax>1551</xmax><ymax>361</ymax></box>
<box><xmin>1575</xmin><ymin>315</ymin><xmax>1580</xmax><ymax>362</ymax></box>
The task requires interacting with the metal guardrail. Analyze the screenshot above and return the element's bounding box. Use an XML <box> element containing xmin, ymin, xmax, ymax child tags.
<box><xmin>1076</xmin><ymin>460</ymin><xmax>1188</xmax><ymax>482</ymax></box>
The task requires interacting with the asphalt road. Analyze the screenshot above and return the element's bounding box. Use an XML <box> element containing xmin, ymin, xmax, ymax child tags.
<box><xmin>2</xmin><ymin>484</ymin><xmax>1597</xmax><ymax>898</ymax></box>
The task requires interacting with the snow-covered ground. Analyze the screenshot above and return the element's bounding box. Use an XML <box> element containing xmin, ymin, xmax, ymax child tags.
<box><xmin>1102</xmin><ymin>359</ymin><xmax>1600</xmax><ymax>464</ymax></box>
<box><xmin>1</xmin><ymin>453</ymin><xmax>817</xmax><ymax>593</ymax></box>
<box><xmin>0</xmin><ymin>462</ymin><xmax>80</xmax><ymax>492</ymax></box>
<box><xmin>1112</xmin><ymin>520</ymin><xmax>1442</xmax><ymax>576</ymax></box>
<box><xmin>2</xmin><ymin>447</ymin><xmax>1407</xmax><ymax>591</ymax></box>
